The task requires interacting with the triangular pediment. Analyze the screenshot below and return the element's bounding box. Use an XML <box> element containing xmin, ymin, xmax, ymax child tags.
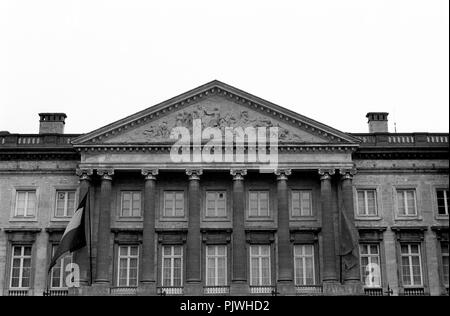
<box><xmin>72</xmin><ymin>80</ymin><xmax>359</xmax><ymax>146</ymax></box>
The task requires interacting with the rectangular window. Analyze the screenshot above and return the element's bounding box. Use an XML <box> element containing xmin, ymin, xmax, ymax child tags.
<box><xmin>357</xmin><ymin>190</ymin><xmax>377</xmax><ymax>216</ymax></box>
<box><xmin>436</xmin><ymin>189</ymin><xmax>449</xmax><ymax>216</ymax></box>
<box><xmin>249</xmin><ymin>245</ymin><xmax>271</xmax><ymax>286</ymax></box>
<box><xmin>117</xmin><ymin>245</ymin><xmax>139</xmax><ymax>287</ymax></box>
<box><xmin>400</xmin><ymin>244</ymin><xmax>423</xmax><ymax>287</ymax></box>
<box><xmin>14</xmin><ymin>191</ymin><xmax>36</xmax><ymax>218</ymax></box>
<box><xmin>205</xmin><ymin>192</ymin><xmax>227</xmax><ymax>218</ymax></box>
<box><xmin>50</xmin><ymin>245</ymin><xmax>72</xmax><ymax>288</ymax></box>
<box><xmin>55</xmin><ymin>191</ymin><xmax>76</xmax><ymax>218</ymax></box>
<box><xmin>206</xmin><ymin>245</ymin><xmax>227</xmax><ymax>286</ymax></box>
<box><xmin>163</xmin><ymin>192</ymin><xmax>184</xmax><ymax>217</ymax></box>
<box><xmin>396</xmin><ymin>189</ymin><xmax>417</xmax><ymax>216</ymax></box>
<box><xmin>249</xmin><ymin>191</ymin><xmax>269</xmax><ymax>217</ymax></box>
<box><xmin>360</xmin><ymin>244</ymin><xmax>382</xmax><ymax>288</ymax></box>
<box><xmin>293</xmin><ymin>245</ymin><xmax>315</xmax><ymax>285</ymax></box>
<box><xmin>291</xmin><ymin>191</ymin><xmax>312</xmax><ymax>217</ymax></box>
<box><xmin>442</xmin><ymin>242</ymin><xmax>449</xmax><ymax>287</ymax></box>
<box><xmin>10</xmin><ymin>246</ymin><xmax>32</xmax><ymax>288</ymax></box>
<box><xmin>162</xmin><ymin>245</ymin><xmax>183</xmax><ymax>286</ymax></box>
<box><xmin>121</xmin><ymin>191</ymin><xmax>142</xmax><ymax>217</ymax></box>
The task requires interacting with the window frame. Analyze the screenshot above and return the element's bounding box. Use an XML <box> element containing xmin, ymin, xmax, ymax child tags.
<box><xmin>49</xmin><ymin>245</ymin><xmax>73</xmax><ymax>289</ymax></box>
<box><xmin>359</xmin><ymin>243</ymin><xmax>382</xmax><ymax>288</ymax></box>
<box><xmin>394</xmin><ymin>188</ymin><xmax>419</xmax><ymax>219</ymax></box>
<box><xmin>356</xmin><ymin>189</ymin><xmax>378</xmax><ymax>217</ymax></box>
<box><xmin>205</xmin><ymin>191</ymin><xmax>228</xmax><ymax>219</ymax></box>
<box><xmin>12</xmin><ymin>189</ymin><xmax>38</xmax><ymax>220</ymax></box>
<box><xmin>162</xmin><ymin>190</ymin><xmax>186</xmax><ymax>219</ymax></box>
<box><xmin>205</xmin><ymin>245</ymin><xmax>228</xmax><ymax>286</ymax></box>
<box><xmin>54</xmin><ymin>190</ymin><xmax>77</xmax><ymax>218</ymax></box>
<box><xmin>290</xmin><ymin>190</ymin><xmax>313</xmax><ymax>218</ymax></box>
<box><xmin>293</xmin><ymin>244</ymin><xmax>316</xmax><ymax>286</ymax></box>
<box><xmin>161</xmin><ymin>245</ymin><xmax>184</xmax><ymax>287</ymax></box>
<box><xmin>249</xmin><ymin>244</ymin><xmax>272</xmax><ymax>286</ymax></box>
<box><xmin>119</xmin><ymin>190</ymin><xmax>143</xmax><ymax>218</ymax></box>
<box><xmin>116</xmin><ymin>245</ymin><xmax>140</xmax><ymax>287</ymax></box>
<box><xmin>400</xmin><ymin>243</ymin><xmax>424</xmax><ymax>288</ymax></box>
<box><xmin>435</xmin><ymin>188</ymin><xmax>449</xmax><ymax>217</ymax></box>
<box><xmin>247</xmin><ymin>190</ymin><xmax>271</xmax><ymax>219</ymax></box>
<box><xmin>9</xmin><ymin>245</ymin><xmax>33</xmax><ymax>289</ymax></box>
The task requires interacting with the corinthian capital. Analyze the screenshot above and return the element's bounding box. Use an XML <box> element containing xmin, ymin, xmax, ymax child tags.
<box><xmin>274</xmin><ymin>169</ymin><xmax>292</xmax><ymax>181</ymax></box>
<box><xmin>339</xmin><ymin>168</ymin><xmax>357</xmax><ymax>180</ymax></box>
<box><xmin>230</xmin><ymin>169</ymin><xmax>247</xmax><ymax>181</ymax></box>
<box><xmin>186</xmin><ymin>169</ymin><xmax>203</xmax><ymax>180</ymax></box>
<box><xmin>76</xmin><ymin>168</ymin><xmax>93</xmax><ymax>181</ymax></box>
<box><xmin>97</xmin><ymin>168</ymin><xmax>114</xmax><ymax>181</ymax></box>
<box><xmin>318</xmin><ymin>169</ymin><xmax>335</xmax><ymax>181</ymax></box>
<box><xmin>141</xmin><ymin>168</ymin><xmax>159</xmax><ymax>180</ymax></box>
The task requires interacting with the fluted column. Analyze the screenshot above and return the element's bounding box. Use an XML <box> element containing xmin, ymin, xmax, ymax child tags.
<box><xmin>185</xmin><ymin>169</ymin><xmax>202</xmax><ymax>289</ymax></box>
<box><xmin>140</xmin><ymin>169</ymin><xmax>158</xmax><ymax>288</ymax></box>
<box><xmin>319</xmin><ymin>169</ymin><xmax>338</xmax><ymax>283</ymax></box>
<box><xmin>230</xmin><ymin>169</ymin><xmax>247</xmax><ymax>285</ymax></box>
<box><xmin>339</xmin><ymin>168</ymin><xmax>360</xmax><ymax>283</ymax></box>
<box><xmin>95</xmin><ymin>168</ymin><xmax>114</xmax><ymax>283</ymax></box>
<box><xmin>74</xmin><ymin>168</ymin><xmax>93</xmax><ymax>285</ymax></box>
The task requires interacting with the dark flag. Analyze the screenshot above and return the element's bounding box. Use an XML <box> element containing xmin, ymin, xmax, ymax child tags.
<box><xmin>48</xmin><ymin>192</ymin><xmax>89</xmax><ymax>272</ymax></box>
<box><xmin>340</xmin><ymin>206</ymin><xmax>359</xmax><ymax>270</ymax></box>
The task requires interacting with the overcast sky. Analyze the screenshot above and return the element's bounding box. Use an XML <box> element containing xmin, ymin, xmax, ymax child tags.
<box><xmin>0</xmin><ymin>0</ymin><xmax>448</xmax><ymax>135</ymax></box>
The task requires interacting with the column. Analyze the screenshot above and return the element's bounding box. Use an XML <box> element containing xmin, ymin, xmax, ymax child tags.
<box><xmin>74</xmin><ymin>169</ymin><xmax>93</xmax><ymax>286</ymax></box>
<box><xmin>319</xmin><ymin>169</ymin><xmax>338</xmax><ymax>283</ymax></box>
<box><xmin>185</xmin><ymin>169</ymin><xmax>202</xmax><ymax>294</ymax></box>
<box><xmin>275</xmin><ymin>169</ymin><xmax>294</xmax><ymax>294</ymax></box>
<box><xmin>140</xmin><ymin>169</ymin><xmax>158</xmax><ymax>292</ymax></box>
<box><xmin>95</xmin><ymin>168</ymin><xmax>114</xmax><ymax>283</ymax></box>
<box><xmin>339</xmin><ymin>168</ymin><xmax>361</xmax><ymax>283</ymax></box>
<box><xmin>230</xmin><ymin>169</ymin><xmax>247</xmax><ymax>293</ymax></box>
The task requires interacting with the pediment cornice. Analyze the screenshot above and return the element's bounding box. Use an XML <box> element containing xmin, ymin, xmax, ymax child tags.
<box><xmin>72</xmin><ymin>80</ymin><xmax>360</xmax><ymax>147</ymax></box>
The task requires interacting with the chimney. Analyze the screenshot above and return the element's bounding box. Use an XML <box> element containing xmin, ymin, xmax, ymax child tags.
<box><xmin>366</xmin><ymin>112</ymin><xmax>389</xmax><ymax>133</ymax></box>
<box><xmin>38</xmin><ymin>113</ymin><xmax>67</xmax><ymax>134</ymax></box>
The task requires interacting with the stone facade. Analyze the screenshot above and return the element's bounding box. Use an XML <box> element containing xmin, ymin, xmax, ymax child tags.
<box><xmin>0</xmin><ymin>81</ymin><xmax>448</xmax><ymax>296</ymax></box>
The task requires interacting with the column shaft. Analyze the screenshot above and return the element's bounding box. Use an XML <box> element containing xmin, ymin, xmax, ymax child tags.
<box><xmin>141</xmin><ymin>169</ymin><xmax>158</xmax><ymax>284</ymax></box>
<box><xmin>95</xmin><ymin>169</ymin><xmax>113</xmax><ymax>283</ymax></box>
<box><xmin>320</xmin><ymin>170</ymin><xmax>338</xmax><ymax>282</ymax></box>
<box><xmin>186</xmin><ymin>170</ymin><xmax>202</xmax><ymax>283</ymax></box>
<box><xmin>231</xmin><ymin>170</ymin><xmax>247</xmax><ymax>283</ymax></box>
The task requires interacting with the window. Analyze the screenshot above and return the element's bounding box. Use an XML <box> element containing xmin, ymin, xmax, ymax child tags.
<box><xmin>50</xmin><ymin>245</ymin><xmax>72</xmax><ymax>288</ymax></box>
<box><xmin>205</xmin><ymin>192</ymin><xmax>226</xmax><ymax>218</ymax></box>
<box><xmin>55</xmin><ymin>191</ymin><xmax>76</xmax><ymax>218</ymax></box>
<box><xmin>400</xmin><ymin>244</ymin><xmax>423</xmax><ymax>287</ymax></box>
<box><xmin>14</xmin><ymin>191</ymin><xmax>36</xmax><ymax>218</ymax></box>
<box><xmin>249</xmin><ymin>245</ymin><xmax>271</xmax><ymax>286</ymax></box>
<box><xmin>249</xmin><ymin>191</ymin><xmax>269</xmax><ymax>217</ymax></box>
<box><xmin>10</xmin><ymin>246</ymin><xmax>32</xmax><ymax>288</ymax></box>
<box><xmin>121</xmin><ymin>191</ymin><xmax>141</xmax><ymax>217</ymax></box>
<box><xmin>360</xmin><ymin>244</ymin><xmax>382</xmax><ymax>288</ymax></box>
<box><xmin>293</xmin><ymin>245</ymin><xmax>315</xmax><ymax>285</ymax></box>
<box><xmin>291</xmin><ymin>191</ymin><xmax>312</xmax><ymax>217</ymax></box>
<box><xmin>206</xmin><ymin>245</ymin><xmax>227</xmax><ymax>286</ymax></box>
<box><xmin>117</xmin><ymin>245</ymin><xmax>139</xmax><ymax>287</ymax></box>
<box><xmin>357</xmin><ymin>190</ymin><xmax>377</xmax><ymax>216</ymax></box>
<box><xmin>436</xmin><ymin>189</ymin><xmax>449</xmax><ymax>216</ymax></box>
<box><xmin>163</xmin><ymin>192</ymin><xmax>184</xmax><ymax>217</ymax></box>
<box><xmin>396</xmin><ymin>189</ymin><xmax>417</xmax><ymax>216</ymax></box>
<box><xmin>442</xmin><ymin>242</ymin><xmax>449</xmax><ymax>287</ymax></box>
<box><xmin>162</xmin><ymin>245</ymin><xmax>183</xmax><ymax>286</ymax></box>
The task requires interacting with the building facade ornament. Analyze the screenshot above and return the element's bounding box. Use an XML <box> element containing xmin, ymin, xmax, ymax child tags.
<box><xmin>339</xmin><ymin>168</ymin><xmax>357</xmax><ymax>180</ymax></box>
<box><xmin>76</xmin><ymin>168</ymin><xmax>93</xmax><ymax>181</ymax></box>
<box><xmin>141</xmin><ymin>168</ymin><xmax>159</xmax><ymax>180</ymax></box>
<box><xmin>318</xmin><ymin>169</ymin><xmax>335</xmax><ymax>181</ymax></box>
<box><xmin>186</xmin><ymin>169</ymin><xmax>203</xmax><ymax>180</ymax></box>
<box><xmin>97</xmin><ymin>168</ymin><xmax>114</xmax><ymax>181</ymax></box>
<box><xmin>230</xmin><ymin>169</ymin><xmax>247</xmax><ymax>181</ymax></box>
<box><xmin>275</xmin><ymin>169</ymin><xmax>292</xmax><ymax>181</ymax></box>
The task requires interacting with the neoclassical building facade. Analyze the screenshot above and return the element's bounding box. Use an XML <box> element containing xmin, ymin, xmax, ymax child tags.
<box><xmin>0</xmin><ymin>81</ymin><xmax>448</xmax><ymax>296</ymax></box>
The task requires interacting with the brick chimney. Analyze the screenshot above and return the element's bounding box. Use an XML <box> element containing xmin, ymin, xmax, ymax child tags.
<box><xmin>366</xmin><ymin>112</ymin><xmax>389</xmax><ymax>133</ymax></box>
<box><xmin>38</xmin><ymin>113</ymin><xmax>67</xmax><ymax>134</ymax></box>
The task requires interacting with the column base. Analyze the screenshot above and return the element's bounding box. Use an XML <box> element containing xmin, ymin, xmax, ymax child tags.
<box><xmin>184</xmin><ymin>282</ymin><xmax>202</xmax><ymax>295</ymax></box>
<box><xmin>277</xmin><ymin>281</ymin><xmax>295</xmax><ymax>296</ymax></box>
<box><xmin>230</xmin><ymin>282</ymin><xmax>249</xmax><ymax>296</ymax></box>
<box><xmin>138</xmin><ymin>282</ymin><xmax>157</xmax><ymax>296</ymax></box>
